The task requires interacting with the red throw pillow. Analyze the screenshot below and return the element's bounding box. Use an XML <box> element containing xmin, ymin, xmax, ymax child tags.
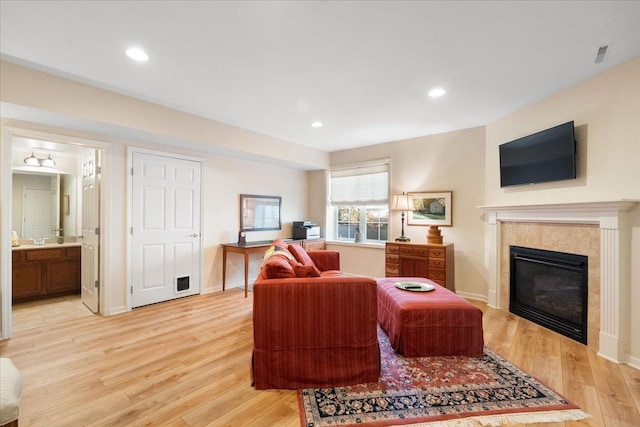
<box><xmin>294</xmin><ymin>263</ymin><xmax>321</xmax><ymax>278</ymax></box>
<box><xmin>263</xmin><ymin>256</ymin><xmax>296</xmax><ymax>279</ymax></box>
<box><xmin>288</xmin><ymin>244</ymin><xmax>315</xmax><ymax>266</ymax></box>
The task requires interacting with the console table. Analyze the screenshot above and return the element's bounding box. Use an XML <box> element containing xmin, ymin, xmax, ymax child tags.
<box><xmin>221</xmin><ymin>238</ymin><xmax>326</xmax><ymax>297</ymax></box>
<box><xmin>221</xmin><ymin>241</ymin><xmax>272</xmax><ymax>298</ymax></box>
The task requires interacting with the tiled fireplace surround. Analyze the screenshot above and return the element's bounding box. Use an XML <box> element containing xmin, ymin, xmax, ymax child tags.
<box><xmin>481</xmin><ymin>201</ymin><xmax>637</xmax><ymax>364</ymax></box>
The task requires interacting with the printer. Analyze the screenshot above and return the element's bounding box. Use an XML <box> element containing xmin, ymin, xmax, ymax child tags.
<box><xmin>292</xmin><ymin>221</ymin><xmax>320</xmax><ymax>240</ymax></box>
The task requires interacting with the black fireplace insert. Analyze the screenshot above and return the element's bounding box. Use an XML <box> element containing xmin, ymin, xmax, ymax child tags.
<box><xmin>509</xmin><ymin>246</ymin><xmax>588</xmax><ymax>344</ymax></box>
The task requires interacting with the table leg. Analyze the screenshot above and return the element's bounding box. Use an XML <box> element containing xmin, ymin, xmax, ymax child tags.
<box><xmin>222</xmin><ymin>247</ymin><xmax>227</xmax><ymax>291</ymax></box>
<box><xmin>244</xmin><ymin>253</ymin><xmax>249</xmax><ymax>298</ymax></box>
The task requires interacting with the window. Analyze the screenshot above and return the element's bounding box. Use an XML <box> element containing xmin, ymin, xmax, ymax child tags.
<box><xmin>336</xmin><ymin>206</ymin><xmax>389</xmax><ymax>241</ymax></box>
<box><xmin>328</xmin><ymin>162</ymin><xmax>389</xmax><ymax>243</ymax></box>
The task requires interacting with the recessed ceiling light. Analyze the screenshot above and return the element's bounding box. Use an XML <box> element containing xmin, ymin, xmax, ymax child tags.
<box><xmin>428</xmin><ymin>87</ymin><xmax>446</xmax><ymax>98</ymax></box>
<box><xmin>126</xmin><ymin>47</ymin><xmax>149</xmax><ymax>62</ymax></box>
<box><xmin>311</xmin><ymin>121</ymin><xmax>323</xmax><ymax>128</ymax></box>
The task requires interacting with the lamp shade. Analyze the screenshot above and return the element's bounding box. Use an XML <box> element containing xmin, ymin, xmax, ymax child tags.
<box><xmin>24</xmin><ymin>152</ymin><xmax>39</xmax><ymax>166</ymax></box>
<box><xmin>40</xmin><ymin>153</ymin><xmax>56</xmax><ymax>168</ymax></box>
<box><xmin>391</xmin><ymin>194</ymin><xmax>414</xmax><ymax>211</ymax></box>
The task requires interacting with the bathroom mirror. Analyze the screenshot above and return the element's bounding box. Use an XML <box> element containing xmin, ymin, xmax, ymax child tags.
<box><xmin>12</xmin><ymin>171</ymin><xmax>76</xmax><ymax>240</ymax></box>
<box><xmin>240</xmin><ymin>194</ymin><xmax>282</xmax><ymax>231</ymax></box>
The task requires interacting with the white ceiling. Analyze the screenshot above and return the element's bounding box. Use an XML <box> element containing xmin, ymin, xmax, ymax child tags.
<box><xmin>1</xmin><ymin>1</ymin><xmax>639</xmax><ymax>152</ymax></box>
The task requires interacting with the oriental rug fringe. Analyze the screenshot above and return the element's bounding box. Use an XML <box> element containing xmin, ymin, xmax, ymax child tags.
<box><xmin>298</xmin><ymin>329</ymin><xmax>590</xmax><ymax>426</ymax></box>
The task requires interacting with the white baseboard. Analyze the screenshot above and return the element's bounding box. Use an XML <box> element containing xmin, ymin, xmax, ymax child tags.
<box><xmin>455</xmin><ymin>291</ymin><xmax>487</xmax><ymax>302</ymax></box>
<box><xmin>105</xmin><ymin>305</ymin><xmax>127</xmax><ymax>316</ymax></box>
<box><xmin>627</xmin><ymin>355</ymin><xmax>640</xmax><ymax>370</ymax></box>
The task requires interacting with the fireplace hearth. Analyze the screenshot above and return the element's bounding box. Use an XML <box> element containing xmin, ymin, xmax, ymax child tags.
<box><xmin>509</xmin><ymin>246</ymin><xmax>588</xmax><ymax>344</ymax></box>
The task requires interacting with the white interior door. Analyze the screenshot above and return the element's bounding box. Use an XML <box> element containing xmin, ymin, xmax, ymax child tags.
<box><xmin>81</xmin><ymin>149</ymin><xmax>100</xmax><ymax>313</ymax></box>
<box><xmin>131</xmin><ymin>151</ymin><xmax>201</xmax><ymax>308</ymax></box>
<box><xmin>22</xmin><ymin>187</ymin><xmax>52</xmax><ymax>238</ymax></box>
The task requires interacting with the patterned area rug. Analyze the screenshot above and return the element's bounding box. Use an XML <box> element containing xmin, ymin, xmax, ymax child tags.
<box><xmin>298</xmin><ymin>329</ymin><xmax>589</xmax><ymax>426</ymax></box>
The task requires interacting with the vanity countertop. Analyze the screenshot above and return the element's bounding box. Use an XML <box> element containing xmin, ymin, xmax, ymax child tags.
<box><xmin>12</xmin><ymin>242</ymin><xmax>82</xmax><ymax>251</ymax></box>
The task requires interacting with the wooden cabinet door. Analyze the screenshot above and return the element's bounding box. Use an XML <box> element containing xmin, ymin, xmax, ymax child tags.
<box><xmin>46</xmin><ymin>257</ymin><xmax>81</xmax><ymax>293</ymax></box>
<box><xmin>12</xmin><ymin>261</ymin><xmax>43</xmax><ymax>299</ymax></box>
<box><xmin>399</xmin><ymin>256</ymin><xmax>428</xmax><ymax>278</ymax></box>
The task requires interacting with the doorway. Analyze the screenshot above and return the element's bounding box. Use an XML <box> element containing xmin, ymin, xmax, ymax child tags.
<box><xmin>1</xmin><ymin>127</ymin><xmax>109</xmax><ymax>339</ymax></box>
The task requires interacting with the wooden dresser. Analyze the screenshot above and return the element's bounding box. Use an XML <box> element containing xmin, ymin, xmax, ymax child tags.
<box><xmin>385</xmin><ymin>242</ymin><xmax>455</xmax><ymax>292</ymax></box>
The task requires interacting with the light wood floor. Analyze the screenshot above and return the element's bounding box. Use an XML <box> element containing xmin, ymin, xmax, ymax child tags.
<box><xmin>1</xmin><ymin>291</ymin><xmax>639</xmax><ymax>427</ymax></box>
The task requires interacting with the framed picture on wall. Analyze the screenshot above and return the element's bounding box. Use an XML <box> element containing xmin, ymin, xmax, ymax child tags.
<box><xmin>407</xmin><ymin>191</ymin><xmax>452</xmax><ymax>226</ymax></box>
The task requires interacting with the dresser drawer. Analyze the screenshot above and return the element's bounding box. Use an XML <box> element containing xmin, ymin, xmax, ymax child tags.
<box><xmin>386</xmin><ymin>265</ymin><xmax>400</xmax><ymax>276</ymax></box>
<box><xmin>414</xmin><ymin>248</ymin><xmax>429</xmax><ymax>257</ymax></box>
<box><xmin>386</xmin><ymin>244</ymin><xmax>399</xmax><ymax>254</ymax></box>
<box><xmin>429</xmin><ymin>269</ymin><xmax>446</xmax><ymax>281</ymax></box>
<box><xmin>386</xmin><ymin>254</ymin><xmax>399</xmax><ymax>264</ymax></box>
<box><xmin>429</xmin><ymin>248</ymin><xmax>445</xmax><ymax>258</ymax></box>
<box><xmin>65</xmin><ymin>246</ymin><xmax>82</xmax><ymax>257</ymax></box>
<box><xmin>399</xmin><ymin>247</ymin><xmax>414</xmax><ymax>256</ymax></box>
<box><xmin>429</xmin><ymin>258</ymin><xmax>445</xmax><ymax>268</ymax></box>
<box><xmin>27</xmin><ymin>248</ymin><xmax>63</xmax><ymax>261</ymax></box>
<box><xmin>431</xmin><ymin>279</ymin><xmax>446</xmax><ymax>287</ymax></box>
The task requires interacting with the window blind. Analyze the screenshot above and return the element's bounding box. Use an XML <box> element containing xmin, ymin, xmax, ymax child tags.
<box><xmin>329</xmin><ymin>163</ymin><xmax>389</xmax><ymax>206</ymax></box>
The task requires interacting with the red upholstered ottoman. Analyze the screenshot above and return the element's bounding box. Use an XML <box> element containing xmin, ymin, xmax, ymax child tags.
<box><xmin>377</xmin><ymin>277</ymin><xmax>484</xmax><ymax>357</ymax></box>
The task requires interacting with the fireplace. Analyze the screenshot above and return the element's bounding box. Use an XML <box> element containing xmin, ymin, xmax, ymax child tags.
<box><xmin>509</xmin><ymin>246</ymin><xmax>588</xmax><ymax>344</ymax></box>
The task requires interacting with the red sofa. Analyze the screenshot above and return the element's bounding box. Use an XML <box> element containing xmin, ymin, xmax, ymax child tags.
<box><xmin>251</xmin><ymin>240</ymin><xmax>380</xmax><ymax>390</ymax></box>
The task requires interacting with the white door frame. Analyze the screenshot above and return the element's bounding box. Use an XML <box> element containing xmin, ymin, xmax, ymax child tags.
<box><xmin>0</xmin><ymin>126</ymin><xmax>111</xmax><ymax>339</ymax></box>
<box><xmin>126</xmin><ymin>147</ymin><xmax>204</xmax><ymax>311</ymax></box>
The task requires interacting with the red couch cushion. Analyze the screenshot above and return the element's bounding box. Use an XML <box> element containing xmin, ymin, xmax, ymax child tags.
<box><xmin>288</xmin><ymin>244</ymin><xmax>314</xmax><ymax>265</ymax></box>
<box><xmin>288</xmin><ymin>244</ymin><xmax>321</xmax><ymax>276</ymax></box>
<box><xmin>262</xmin><ymin>256</ymin><xmax>296</xmax><ymax>279</ymax></box>
<box><xmin>293</xmin><ymin>264</ymin><xmax>321</xmax><ymax>278</ymax></box>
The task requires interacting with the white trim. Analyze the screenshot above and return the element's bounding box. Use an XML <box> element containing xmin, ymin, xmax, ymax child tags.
<box><xmin>325</xmin><ymin>240</ymin><xmax>385</xmax><ymax>249</ymax></box>
<box><xmin>627</xmin><ymin>355</ymin><xmax>640</xmax><ymax>371</ymax></box>
<box><xmin>455</xmin><ymin>291</ymin><xmax>488</xmax><ymax>302</ymax></box>
<box><xmin>0</xmin><ymin>126</ymin><xmax>111</xmax><ymax>338</ymax></box>
<box><xmin>126</xmin><ymin>146</ymin><xmax>204</xmax><ymax>311</ymax></box>
<box><xmin>0</xmin><ymin>127</ymin><xmax>14</xmax><ymax>339</ymax></box>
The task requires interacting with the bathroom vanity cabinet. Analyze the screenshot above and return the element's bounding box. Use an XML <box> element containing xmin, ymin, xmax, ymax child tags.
<box><xmin>12</xmin><ymin>244</ymin><xmax>81</xmax><ymax>303</ymax></box>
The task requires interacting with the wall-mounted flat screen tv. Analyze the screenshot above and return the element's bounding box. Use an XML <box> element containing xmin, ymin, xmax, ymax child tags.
<box><xmin>499</xmin><ymin>121</ymin><xmax>576</xmax><ymax>187</ymax></box>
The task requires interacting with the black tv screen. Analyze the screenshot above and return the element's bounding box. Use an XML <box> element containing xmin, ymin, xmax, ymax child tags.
<box><xmin>499</xmin><ymin>121</ymin><xmax>576</xmax><ymax>187</ymax></box>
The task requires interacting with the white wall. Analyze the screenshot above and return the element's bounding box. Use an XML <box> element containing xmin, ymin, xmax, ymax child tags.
<box><xmin>0</xmin><ymin>60</ymin><xmax>327</xmax><ymax>331</ymax></box>
<box><xmin>327</xmin><ymin>126</ymin><xmax>487</xmax><ymax>299</ymax></box>
<box><xmin>485</xmin><ymin>57</ymin><xmax>640</xmax><ymax>205</ymax></box>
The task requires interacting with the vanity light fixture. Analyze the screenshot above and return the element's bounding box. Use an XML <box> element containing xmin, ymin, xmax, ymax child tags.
<box><xmin>126</xmin><ymin>47</ymin><xmax>149</xmax><ymax>62</ymax></box>
<box><xmin>428</xmin><ymin>87</ymin><xmax>446</xmax><ymax>98</ymax></box>
<box><xmin>23</xmin><ymin>152</ymin><xmax>56</xmax><ymax>167</ymax></box>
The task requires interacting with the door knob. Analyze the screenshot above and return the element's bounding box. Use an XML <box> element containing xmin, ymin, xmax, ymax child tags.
<box><xmin>189</xmin><ymin>233</ymin><xmax>200</xmax><ymax>238</ymax></box>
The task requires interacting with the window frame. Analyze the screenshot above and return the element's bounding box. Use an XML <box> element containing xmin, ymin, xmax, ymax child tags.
<box><xmin>327</xmin><ymin>160</ymin><xmax>390</xmax><ymax>244</ymax></box>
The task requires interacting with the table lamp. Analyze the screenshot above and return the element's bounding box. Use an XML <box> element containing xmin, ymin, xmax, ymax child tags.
<box><xmin>391</xmin><ymin>193</ymin><xmax>414</xmax><ymax>242</ymax></box>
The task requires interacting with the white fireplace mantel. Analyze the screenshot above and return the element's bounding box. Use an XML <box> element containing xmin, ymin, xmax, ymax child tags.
<box><xmin>479</xmin><ymin>200</ymin><xmax>639</xmax><ymax>364</ymax></box>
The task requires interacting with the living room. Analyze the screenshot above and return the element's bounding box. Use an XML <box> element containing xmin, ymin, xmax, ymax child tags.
<box><xmin>0</xmin><ymin>2</ymin><xmax>639</xmax><ymax>425</ymax></box>
<box><xmin>4</xmin><ymin>39</ymin><xmax>638</xmax><ymax>366</ymax></box>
